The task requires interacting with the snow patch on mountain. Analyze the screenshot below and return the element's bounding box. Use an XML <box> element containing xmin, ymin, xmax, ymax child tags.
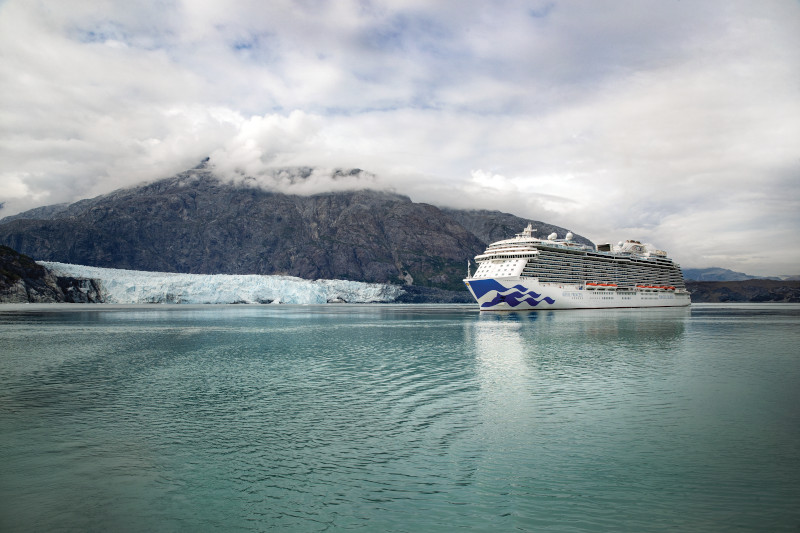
<box><xmin>40</xmin><ymin>262</ymin><xmax>404</xmax><ymax>304</ymax></box>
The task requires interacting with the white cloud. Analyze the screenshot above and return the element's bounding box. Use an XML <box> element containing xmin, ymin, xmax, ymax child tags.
<box><xmin>0</xmin><ymin>0</ymin><xmax>798</xmax><ymax>275</ymax></box>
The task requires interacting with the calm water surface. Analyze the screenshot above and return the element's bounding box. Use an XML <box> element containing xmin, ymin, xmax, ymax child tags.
<box><xmin>1</xmin><ymin>303</ymin><xmax>798</xmax><ymax>532</ymax></box>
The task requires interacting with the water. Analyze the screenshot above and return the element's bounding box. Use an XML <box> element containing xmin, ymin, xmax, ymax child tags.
<box><xmin>1</xmin><ymin>303</ymin><xmax>798</xmax><ymax>532</ymax></box>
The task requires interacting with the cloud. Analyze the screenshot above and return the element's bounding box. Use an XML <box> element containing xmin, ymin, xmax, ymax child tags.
<box><xmin>210</xmin><ymin>110</ymin><xmax>324</xmax><ymax>175</ymax></box>
<box><xmin>0</xmin><ymin>0</ymin><xmax>799</xmax><ymax>275</ymax></box>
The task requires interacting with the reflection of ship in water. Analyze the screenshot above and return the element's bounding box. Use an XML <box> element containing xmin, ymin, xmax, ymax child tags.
<box><xmin>469</xmin><ymin>306</ymin><xmax>688</xmax><ymax>369</ymax></box>
<box><xmin>467</xmin><ymin>307</ymin><xmax>689</xmax><ymax>415</ymax></box>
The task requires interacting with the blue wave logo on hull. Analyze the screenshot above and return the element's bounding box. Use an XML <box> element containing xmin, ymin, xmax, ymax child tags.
<box><xmin>467</xmin><ymin>279</ymin><xmax>555</xmax><ymax>309</ymax></box>
<box><xmin>481</xmin><ymin>291</ymin><xmax>556</xmax><ymax>309</ymax></box>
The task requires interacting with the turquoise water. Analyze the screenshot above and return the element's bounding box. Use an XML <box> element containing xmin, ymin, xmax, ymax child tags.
<box><xmin>1</xmin><ymin>303</ymin><xmax>798</xmax><ymax>532</ymax></box>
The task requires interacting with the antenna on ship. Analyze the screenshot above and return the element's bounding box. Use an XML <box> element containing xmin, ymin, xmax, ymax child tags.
<box><xmin>467</xmin><ymin>259</ymin><xmax>472</xmax><ymax>278</ymax></box>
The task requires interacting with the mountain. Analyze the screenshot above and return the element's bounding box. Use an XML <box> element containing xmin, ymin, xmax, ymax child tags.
<box><xmin>0</xmin><ymin>166</ymin><xmax>590</xmax><ymax>292</ymax></box>
<box><xmin>682</xmin><ymin>267</ymin><xmax>775</xmax><ymax>282</ymax></box>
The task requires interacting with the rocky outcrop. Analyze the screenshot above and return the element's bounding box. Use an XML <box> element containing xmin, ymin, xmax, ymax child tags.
<box><xmin>686</xmin><ymin>280</ymin><xmax>800</xmax><ymax>303</ymax></box>
<box><xmin>0</xmin><ymin>245</ymin><xmax>102</xmax><ymax>303</ymax></box>
<box><xmin>0</xmin><ymin>167</ymin><xmax>589</xmax><ymax>292</ymax></box>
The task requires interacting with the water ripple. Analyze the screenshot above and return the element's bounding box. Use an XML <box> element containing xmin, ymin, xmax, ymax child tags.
<box><xmin>1</xmin><ymin>304</ymin><xmax>799</xmax><ymax>531</ymax></box>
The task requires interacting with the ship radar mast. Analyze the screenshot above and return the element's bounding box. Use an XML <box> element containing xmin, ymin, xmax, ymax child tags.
<box><xmin>518</xmin><ymin>223</ymin><xmax>536</xmax><ymax>238</ymax></box>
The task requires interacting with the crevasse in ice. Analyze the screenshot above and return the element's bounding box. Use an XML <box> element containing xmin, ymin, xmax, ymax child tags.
<box><xmin>40</xmin><ymin>262</ymin><xmax>405</xmax><ymax>304</ymax></box>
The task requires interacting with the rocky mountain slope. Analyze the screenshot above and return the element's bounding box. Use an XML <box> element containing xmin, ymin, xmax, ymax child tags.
<box><xmin>0</xmin><ymin>245</ymin><xmax>101</xmax><ymax>303</ymax></box>
<box><xmin>441</xmin><ymin>208</ymin><xmax>592</xmax><ymax>249</ymax></box>
<box><xmin>0</xmin><ymin>166</ymin><xmax>589</xmax><ymax>292</ymax></box>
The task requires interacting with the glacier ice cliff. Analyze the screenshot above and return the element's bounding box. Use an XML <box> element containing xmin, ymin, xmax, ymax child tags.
<box><xmin>40</xmin><ymin>262</ymin><xmax>405</xmax><ymax>304</ymax></box>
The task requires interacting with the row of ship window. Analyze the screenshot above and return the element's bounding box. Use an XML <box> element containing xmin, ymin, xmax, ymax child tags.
<box><xmin>520</xmin><ymin>257</ymin><xmax>684</xmax><ymax>286</ymax></box>
<box><xmin>476</xmin><ymin>256</ymin><xmax>684</xmax><ymax>287</ymax></box>
<box><xmin>531</xmin><ymin>270</ymin><xmax>677</xmax><ymax>279</ymax></box>
<box><xmin>534</xmin><ymin>256</ymin><xmax>677</xmax><ymax>268</ymax></box>
<box><xmin>536</xmin><ymin>253</ymin><xmax>676</xmax><ymax>267</ymax></box>
<box><xmin>529</xmin><ymin>268</ymin><xmax>682</xmax><ymax>279</ymax></box>
<box><xmin>528</xmin><ymin>264</ymin><xmax>681</xmax><ymax>276</ymax></box>
<box><xmin>481</xmin><ymin>258</ymin><xmax>679</xmax><ymax>273</ymax></box>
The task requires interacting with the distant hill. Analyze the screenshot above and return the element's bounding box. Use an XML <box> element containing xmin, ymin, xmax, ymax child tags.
<box><xmin>0</xmin><ymin>166</ymin><xmax>590</xmax><ymax>292</ymax></box>
<box><xmin>686</xmin><ymin>280</ymin><xmax>800</xmax><ymax>303</ymax></box>
<box><xmin>682</xmin><ymin>267</ymin><xmax>776</xmax><ymax>282</ymax></box>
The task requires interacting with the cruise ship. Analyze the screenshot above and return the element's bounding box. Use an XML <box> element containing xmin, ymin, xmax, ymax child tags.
<box><xmin>464</xmin><ymin>224</ymin><xmax>691</xmax><ymax>310</ymax></box>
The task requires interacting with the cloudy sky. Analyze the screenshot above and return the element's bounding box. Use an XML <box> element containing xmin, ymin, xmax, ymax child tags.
<box><xmin>1</xmin><ymin>0</ymin><xmax>799</xmax><ymax>275</ymax></box>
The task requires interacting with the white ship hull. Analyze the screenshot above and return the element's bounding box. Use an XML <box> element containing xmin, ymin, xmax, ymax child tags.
<box><xmin>464</xmin><ymin>277</ymin><xmax>691</xmax><ymax>311</ymax></box>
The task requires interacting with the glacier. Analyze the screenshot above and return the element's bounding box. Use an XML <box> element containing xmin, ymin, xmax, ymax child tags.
<box><xmin>40</xmin><ymin>262</ymin><xmax>405</xmax><ymax>304</ymax></box>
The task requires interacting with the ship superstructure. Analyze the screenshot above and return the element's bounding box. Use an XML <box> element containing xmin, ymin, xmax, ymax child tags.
<box><xmin>464</xmin><ymin>224</ymin><xmax>691</xmax><ymax>310</ymax></box>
